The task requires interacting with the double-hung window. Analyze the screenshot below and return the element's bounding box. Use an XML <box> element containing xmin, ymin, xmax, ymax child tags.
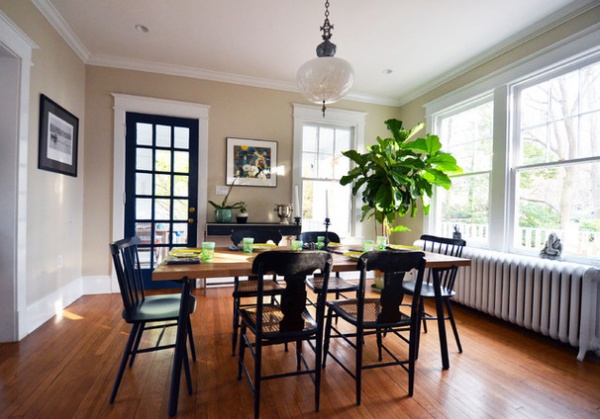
<box><xmin>432</xmin><ymin>97</ymin><xmax>494</xmax><ymax>246</ymax></box>
<box><xmin>512</xmin><ymin>59</ymin><xmax>600</xmax><ymax>259</ymax></box>
<box><xmin>293</xmin><ymin>104</ymin><xmax>367</xmax><ymax>239</ymax></box>
<box><xmin>426</xmin><ymin>30</ymin><xmax>600</xmax><ymax>264</ymax></box>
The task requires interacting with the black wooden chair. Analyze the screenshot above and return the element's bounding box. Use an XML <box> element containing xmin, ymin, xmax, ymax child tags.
<box><xmin>301</xmin><ymin>230</ymin><xmax>355</xmax><ymax>302</ymax></box>
<box><xmin>323</xmin><ymin>250</ymin><xmax>426</xmax><ymax>405</ymax></box>
<box><xmin>299</xmin><ymin>230</ymin><xmax>341</xmax><ymax>246</ymax></box>
<box><xmin>109</xmin><ymin>236</ymin><xmax>196</xmax><ymax>415</ymax></box>
<box><xmin>402</xmin><ymin>234</ymin><xmax>466</xmax><ymax>354</ymax></box>
<box><xmin>237</xmin><ymin>250</ymin><xmax>333</xmax><ymax>419</ymax></box>
<box><xmin>230</xmin><ymin>229</ymin><xmax>284</xmax><ymax>355</ymax></box>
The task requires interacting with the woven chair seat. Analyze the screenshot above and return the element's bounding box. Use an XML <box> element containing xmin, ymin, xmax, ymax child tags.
<box><xmin>240</xmin><ymin>305</ymin><xmax>317</xmax><ymax>336</ymax></box>
<box><xmin>234</xmin><ymin>279</ymin><xmax>284</xmax><ymax>296</ymax></box>
<box><xmin>307</xmin><ymin>276</ymin><xmax>356</xmax><ymax>292</ymax></box>
<box><xmin>328</xmin><ymin>299</ymin><xmax>411</xmax><ymax>327</ymax></box>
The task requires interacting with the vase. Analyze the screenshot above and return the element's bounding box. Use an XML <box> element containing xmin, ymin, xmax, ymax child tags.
<box><xmin>215</xmin><ymin>208</ymin><xmax>233</xmax><ymax>223</ymax></box>
<box><xmin>236</xmin><ymin>213</ymin><xmax>248</xmax><ymax>224</ymax></box>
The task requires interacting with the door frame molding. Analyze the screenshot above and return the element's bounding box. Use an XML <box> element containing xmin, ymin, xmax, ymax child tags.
<box><xmin>112</xmin><ymin>94</ymin><xmax>210</xmax><ymax>291</ymax></box>
<box><xmin>0</xmin><ymin>12</ymin><xmax>37</xmax><ymax>341</ymax></box>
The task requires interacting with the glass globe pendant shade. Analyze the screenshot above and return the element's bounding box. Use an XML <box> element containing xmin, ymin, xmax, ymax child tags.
<box><xmin>296</xmin><ymin>56</ymin><xmax>354</xmax><ymax>104</ymax></box>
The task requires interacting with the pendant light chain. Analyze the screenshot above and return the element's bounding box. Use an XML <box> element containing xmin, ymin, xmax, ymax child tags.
<box><xmin>321</xmin><ymin>1</ymin><xmax>332</xmax><ymax>42</ymax></box>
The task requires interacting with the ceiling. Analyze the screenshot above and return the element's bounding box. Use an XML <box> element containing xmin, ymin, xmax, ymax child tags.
<box><xmin>34</xmin><ymin>0</ymin><xmax>595</xmax><ymax>106</ymax></box>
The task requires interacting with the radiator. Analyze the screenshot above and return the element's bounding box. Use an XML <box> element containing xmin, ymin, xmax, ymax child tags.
<box><xmin>447</xmin><ymin>247</ymin><xmax>600</xmax><ymax>361</ymax></box>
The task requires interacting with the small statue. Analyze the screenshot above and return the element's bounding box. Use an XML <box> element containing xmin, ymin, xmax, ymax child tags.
<box><xmin>540</xmin><ymin>232</ymin><xmax>563</xmax><ymax>260</ymax></box>
<box><xmin>453</xmin><ymin>225</ymin><xmax>462</xmax><ymax>240</ymax></box>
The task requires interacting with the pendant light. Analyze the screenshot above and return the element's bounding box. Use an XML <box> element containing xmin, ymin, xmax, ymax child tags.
<box><xmin>296</xmin><ymin>0</ymin><xmax>354</xmax><ymax>116</ymax></box>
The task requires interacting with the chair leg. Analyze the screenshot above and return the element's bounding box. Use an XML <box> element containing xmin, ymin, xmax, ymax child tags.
<box><xmin>408</xmin><ymin>322</ymin><xmax>417</xmax><ymax>397</ymax></box>
<box><xmin>420</xmin><ymin>300</ymin><xmax>428</xmax><ymax>333</ymax></box>
<box><xmin>237</xmin><ymin>323</ymin><xmax>246</xmax><ymax>379</ymax></box>
<box><xmin>445</xmin><ymin>299</ymin><xmax>463</xmax><ymax>353</ymax></box>
<box><xmin>322</xmin><ymin>308</ymin><xmax>334</xmax><ymax>368</ymax></box>
<box><xmin>414</xmin><ymin>304</ymin><xmax>423</xmax><ymax>360</ymax></box>
<box><xmin>128</xmin><ymin>321</ymin><xmax>145</xmax><ymax>367</ymax></box>
<box><xmin>376</xmin><ymin>330</ymin><xmax>383</xmax><ymax>361</ymax></box>
<box><xmin>187</xmin><ymin>316</ymin><xmax>196</xmax><ymax>362</ymax></box>
<box><xmin>315</xmin><ymin>331</ymin><xmax>323</xmax><ymax>412</ymax></box>
<box><xmin>232</xmin><ymin>295</ymin><xmax>240</xmax><ymax>356</ymax></box>
<box><xmin>254</xmin><ymin>341</ymin><xmax>262</xmax><ymax>419</ymax></box>
<box><xmin>356</xmin><ymin>326</ymin><xmax>364</xmax><ymax>406</ymax></box>
<box><xmin>110</xmin><ymin>323</ymin><xmax>140</xmax><ymax>403</ymax></box>
<box><xmin>296</xmin><ymin>340</ymin><xmax>302</xmax><ymax>370</ymax></box>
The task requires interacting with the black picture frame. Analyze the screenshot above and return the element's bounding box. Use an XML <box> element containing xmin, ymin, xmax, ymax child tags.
<box><xmin>38</xmin><ymin>94</ymin><xmax>79</xmax><ymax>177</ymax></box>
<box><xmin>226</xmin><ymin>137</ymin><xmax>277</xmax><ymax>187</ymax></box>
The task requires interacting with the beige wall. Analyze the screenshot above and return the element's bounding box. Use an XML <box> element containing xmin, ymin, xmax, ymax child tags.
<box><xmin>83</xmin><ymin>66</ymin><xmax>400</xmax><ymax>276</ymax></box>
<box><xmin>1</xmin><ymin>0</ymin><xmax>86</xmax><ymax>306</ymax></box>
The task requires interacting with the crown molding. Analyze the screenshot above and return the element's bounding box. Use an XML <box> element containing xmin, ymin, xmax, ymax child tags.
<box><xmin>87</xmin><ymin>54</ymin><xmax>402</xmax><ymax>107</ymax></box>
<box><xmin>33</xmin><ymin>0</ymin><xmax>597</xmax><ymax>108</ymax></box>
<box><xmin>395</xmin><ymin>1</ymin><xmax>600</xmax><ymax>106</ymax></box>
<box><xmin>32</xmin><ymin>0</ymin><xmax>89</xmax><ymax>62</ymax></box>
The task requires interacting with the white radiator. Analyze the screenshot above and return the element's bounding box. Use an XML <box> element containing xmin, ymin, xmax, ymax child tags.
<box><xmin>448</xmin><ymin>247</ymin><xmax>600</xmax><ymax>361</ymax></box>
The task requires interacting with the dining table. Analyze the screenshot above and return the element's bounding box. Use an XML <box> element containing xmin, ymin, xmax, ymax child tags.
<box><xmin>153</xmin><ymin>246</ymin><xmax>471</xmax><ymax>371</ymax></box>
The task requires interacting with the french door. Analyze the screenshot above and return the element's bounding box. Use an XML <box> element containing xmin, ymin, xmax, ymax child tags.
<box><xmin>125</xmin><ymin>112</ymin><xmax>199</xmax><ymax>289</ymax></box>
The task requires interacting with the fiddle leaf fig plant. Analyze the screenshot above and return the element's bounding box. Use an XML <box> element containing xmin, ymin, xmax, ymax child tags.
<box><xmin>340</xmin><ymin>119</ymin><xmax>462</xmax><ymax>235</ymax></box>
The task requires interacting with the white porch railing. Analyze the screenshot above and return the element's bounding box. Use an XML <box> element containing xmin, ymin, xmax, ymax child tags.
<box><xmin>441</xmin><ymin>223</ymin><xmax>600</xmax><ymax>257</ymax></box>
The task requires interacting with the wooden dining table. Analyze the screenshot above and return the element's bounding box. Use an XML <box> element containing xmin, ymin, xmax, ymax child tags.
<box><xmin>153</xmin><ymin>246</ymin><xmax>470</xmax><ymax>370</ymax></box>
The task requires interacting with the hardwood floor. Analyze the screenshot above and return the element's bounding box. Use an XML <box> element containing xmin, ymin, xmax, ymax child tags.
<box><xmin>1</xmin><ymin>285</ymin><xmax>599</xmax><ymax>418</ymax></box>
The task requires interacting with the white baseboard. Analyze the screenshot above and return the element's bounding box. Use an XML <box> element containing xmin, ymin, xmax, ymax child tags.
<box><xmin>17</xmin><ymin>275</ymin><xmax>115</xmax><ymax>340</ymax></box>
<box><xmin>82</xmin><ymin>275</ymin><xmax>114</xmax><ymax>295</ymax></box>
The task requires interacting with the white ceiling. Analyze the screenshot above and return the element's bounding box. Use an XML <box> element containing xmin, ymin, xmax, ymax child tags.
<box><xmin>34</xmin><ymin>0</ymin><xmax>595</xmax><ymax>106</ymax></box>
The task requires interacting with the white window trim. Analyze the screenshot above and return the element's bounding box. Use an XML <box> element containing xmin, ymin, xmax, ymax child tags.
<box><xmin>292</xmin><ymin>104</ymin><xmax>367</xmax><ymax>238</ymax></box>
<box><xmin>425</xmin><ymin>25</ymin><xmax>600</xmax><ymax>257</ymax></box>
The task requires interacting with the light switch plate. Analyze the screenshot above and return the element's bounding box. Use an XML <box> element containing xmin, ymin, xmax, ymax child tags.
<box><xmin>216</xmin><ymin>185</ymin><xmax>229</xmax><ymax>196</ymax></box>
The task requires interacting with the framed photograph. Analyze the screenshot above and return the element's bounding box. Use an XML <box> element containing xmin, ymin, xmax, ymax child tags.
<box><xmin>226</xmin><ymin>137</ymin><xmax>277</xmax><ymax>187</ymax></box>
<box><xmin>38</xmin><ymin>94</ymin><xmax>79</xmax><ymax>177</ymax></box>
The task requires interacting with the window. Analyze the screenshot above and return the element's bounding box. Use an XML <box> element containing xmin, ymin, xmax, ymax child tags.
<box><xmin>512</xmin><ymin>60</ymin><xmax>600</xmax><ymax>259</ymax></box>
<box><xmin>301</xmin><ymin>124</ymin><xmax>352</xmax><ymax>234</ymax></box>
<box><xmin>433</xmin><ymin>97</ymin><xmax>494</xmax><ymax>246</ymax></box>
<box><xmin>293</xmin><ymin>104</ymin><xmax>367</xmax><ymax>239</ymax></box>
<box><xmin>426</xmin><ymin>30</ymin><xmax>600</xmax><ymax>264</ymax></box>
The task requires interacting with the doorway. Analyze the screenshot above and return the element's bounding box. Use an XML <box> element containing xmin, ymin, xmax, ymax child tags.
<box><xmin>112</xmin><ymin>94</ymin><xmax>210</xmax><ymax>292</ymax></box>
<box><xmin>125</xmin><ymin>112</ymin><xmax>199</xmax><ymax>289</ymax></box>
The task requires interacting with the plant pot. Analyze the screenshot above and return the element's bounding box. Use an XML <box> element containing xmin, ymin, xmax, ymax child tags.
<box><xmin>215</xmin><ymin>208</ymin><xmax>233</xmax><ymax>223</ymax></box>
<box><xmin>237</xmin><ymin>213</ymin><xmax>248</xmax><ymax>224</ymax></box>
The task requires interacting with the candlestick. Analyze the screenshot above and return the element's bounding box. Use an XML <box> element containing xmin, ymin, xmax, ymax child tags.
<box><xmin>325</xmin><ymin>190</ymin><xmax>329</xmax><ymax>219</ymax></box>
<box><xmin>294</xmin><ymin>185</ymin><xmax>300</xmax><ymax>215</ymax></box>
<box><xmin>323</xmin><ymin>217</ymin><xmax>331</xmax><ymax>250</ymax></box>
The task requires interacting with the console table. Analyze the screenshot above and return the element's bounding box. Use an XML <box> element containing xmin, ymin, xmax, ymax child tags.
<box><xmin>205</xmin><ymin>223</ymin><xmax>301</xmax><ymax>240</ymax></box>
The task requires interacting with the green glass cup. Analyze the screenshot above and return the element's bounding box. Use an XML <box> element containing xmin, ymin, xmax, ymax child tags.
<box><xmin>291</xmin><ymin>240</ymin><xmax>303</xmax><ymax>251</ymax></box>
<box><xmin>317</xmin><ymin>236</ymin><xmax>325</xmax><ymax>249</ymax></box>
<box><xmin>242</xmin><ymin>237</ymin><xmax>254</xmax><ymax>254</ymax></box>
<box><xmin>201</xmin><ymin>241</ymin><xmax>215</xmax><ymax>261</ymax></box>
<box><xmin>362</xmin><ymin>239</ymin><xmax>374</xmax><ymax>252</ymax></box>
<box><xmin>376</xmin><ymin>235</ymin><xmax>387</xmax><ymax>250</ymax></box>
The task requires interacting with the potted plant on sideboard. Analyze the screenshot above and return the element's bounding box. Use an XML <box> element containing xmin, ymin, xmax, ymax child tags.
<box><xmin>208</xmin><ymin>179</ymin><xmax>244</xmax><ymax>223</ymax></box>
<box><xmin>236</xmin><ymin>202</ymin><xmax>248</xmax><ymax>223</ymax></box>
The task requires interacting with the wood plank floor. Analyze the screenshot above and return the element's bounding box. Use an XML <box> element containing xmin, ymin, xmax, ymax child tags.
<box><xmin>1</xmin><ymin>285</ymin><xmax>599</xmax><ymax>418</ymax></box>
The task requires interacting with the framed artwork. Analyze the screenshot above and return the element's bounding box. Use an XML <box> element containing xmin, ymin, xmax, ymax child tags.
<box><xmin>226</xmin><ymin>137</ymin><xmax>277</xmax><ymax>187</ymax></box>
<box><xmin>38</xmin><ymin>94</ymin><xmax>79</xmax><ymax>177</ymax></box>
